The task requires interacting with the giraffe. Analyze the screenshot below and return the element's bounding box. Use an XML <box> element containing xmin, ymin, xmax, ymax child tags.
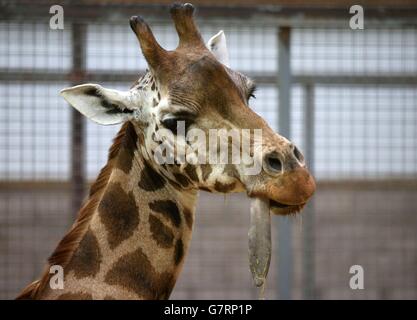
<box><xmin>17</xmin><ymin>3</ymin><xmax>315</xmax><ymax>300</ymax></box>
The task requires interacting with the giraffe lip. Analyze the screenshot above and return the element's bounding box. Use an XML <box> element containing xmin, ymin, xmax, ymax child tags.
<box><xmin>269</xmin><ymin>200</ymin><xmax>292</xmax><ymax>208</ymax></box>
<box><xmin>247</xmin><ymin>190</ymin><xmax>306</xmax><ymax>213</ymax></box>
<box><xmin>269</xmin><ymin>199</ymin><xmax>306</xmax><ymax>215</ymax></box>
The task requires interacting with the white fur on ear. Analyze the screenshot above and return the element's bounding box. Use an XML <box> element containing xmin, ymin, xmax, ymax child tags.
<box><xmin>207</xmin><ymin>30</ymin><xmax>230</xmax><ymax>67</ymax></box>
<box><xmin>60</xmin><ymin>84</ymin><xmax>138</xmax><ymax>125</ymax></box>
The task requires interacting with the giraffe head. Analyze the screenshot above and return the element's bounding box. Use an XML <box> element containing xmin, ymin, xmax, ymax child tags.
<box><xmin>61</xmin><ymin>3</ymin><xmax>315</xmax><ymax>215</ymax></box>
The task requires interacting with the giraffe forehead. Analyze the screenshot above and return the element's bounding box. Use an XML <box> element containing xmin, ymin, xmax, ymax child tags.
<box><xmin>135</xmin><ymin>59</ymin><xmax>252</xmax><ymax>123</ymax></box>
<box><xmin>167</xmin><ymin>57</ymin><xmax>245</xmax><ymax>113</ymax></box>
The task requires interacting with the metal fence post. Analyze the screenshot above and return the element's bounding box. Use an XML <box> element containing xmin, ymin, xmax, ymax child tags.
<box><xmin>277</xmin><ymin>26</ymin><xmax>293</xmax><ymax>300</ymax></box>
<box><xmin>70</xmin><ymin>23</ymin><xmax>87</xmax><ymax>219</ymax></box>
<box><xmin>302</xmin><ymin>83</ymin><xmax>316</xmax><ymax>299</ymax></box>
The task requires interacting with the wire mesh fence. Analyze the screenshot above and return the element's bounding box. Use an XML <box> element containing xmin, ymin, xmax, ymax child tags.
<box><xmin>0</xmin><ymin>4</ymin><xmax>416</xmax><ymax>299</ymax></box>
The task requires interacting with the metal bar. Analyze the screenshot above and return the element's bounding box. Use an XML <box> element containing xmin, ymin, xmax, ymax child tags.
<box><xmin>277</xmin><ymin>26</ymin><xmax>293</xmax><ymax>300</ymax></box>
<box><xmin>70</xmin><ymin>23</ymin><xmax>87</xmax><ymax>219</ymax></box>
<box><xmin>0</xmin><ymin>70</ymin><xmax>140</xmax><ymax>83</ymax></box>
<box><xmin>3</xmin><ymin>178</ymin><xmax>417</xmax><ymax>191</ymax></box>
<box><xmin>2</xmin><ymin>3</ymin><xmax>417</xmax><ymax>25</ymax></box>
<box><xmin>302</xmin><ymin>83</ymin><xmax>316</xmax><ymax>299</ymax></box>
<box><xmin>2</xmin><ymin>70</ymin><xmax>417</xmax><ymax>86</ymax></box>
<box><xmin>293</xmin><ymin>75</ymin><xmax>417</xmax><ymax>86</ymax></box>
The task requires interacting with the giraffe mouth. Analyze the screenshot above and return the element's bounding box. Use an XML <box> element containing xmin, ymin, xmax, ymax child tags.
<box><xmin>269</xmin><ymin>199</ymin><xmax>305</xmax><ymax>215</ymax></box>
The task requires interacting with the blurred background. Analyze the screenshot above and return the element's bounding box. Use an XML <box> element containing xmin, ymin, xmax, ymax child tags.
<box><xmin>1</xmin><ymin>0</ymin><xmax>417</xmax><ymax>299</ymax></box>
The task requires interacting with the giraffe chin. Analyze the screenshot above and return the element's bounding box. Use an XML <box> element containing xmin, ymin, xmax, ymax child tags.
<box><xmin>269</xmin><ymin>199</ymin><xmax>305</xmax><ymax>216</ymax></box>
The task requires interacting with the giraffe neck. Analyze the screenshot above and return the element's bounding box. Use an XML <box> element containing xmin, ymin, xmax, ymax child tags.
<box><xmin>40</xmin><ymin>122</ymin><xmax>198</xmax><ymax>300</ymax></box>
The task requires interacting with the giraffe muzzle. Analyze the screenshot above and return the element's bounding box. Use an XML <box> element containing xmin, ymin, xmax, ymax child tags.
<box><xmin>248</xmin><ymin>166</ymin><xmax>316</xmax><ymax>215</ymax></box>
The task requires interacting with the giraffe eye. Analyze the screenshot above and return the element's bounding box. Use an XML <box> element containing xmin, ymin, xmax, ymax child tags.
<box><xmin>247</xmin><ymin>85</ymin><xmax>257</xmax><ymax>101</ymax></box>
<box><xmin>161</xmin><ymin>118</ymin><xmax>177</xmax><ymax>131</ymax></box>
<box><xmin>161</xmin><ymin>118</ymin><xmax>192</xmax><ymax>135</ymax></box>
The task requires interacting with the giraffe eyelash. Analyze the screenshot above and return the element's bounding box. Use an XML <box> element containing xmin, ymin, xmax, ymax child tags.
<box><xmin>248</xmin><ymin>85</ymin><xmax>257</xmax><ymax>100</ymax></box>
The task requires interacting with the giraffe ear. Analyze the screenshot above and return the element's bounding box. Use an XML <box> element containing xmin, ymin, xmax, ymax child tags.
<box><xmin>60</xmin><ymin>84</ymin><xmax>138</xmax><ymax>125</ymax></box>
<box><xmin>207</xmin><ymin>30</ymin><xmax>230</xmax><ymax>67</ymax></box>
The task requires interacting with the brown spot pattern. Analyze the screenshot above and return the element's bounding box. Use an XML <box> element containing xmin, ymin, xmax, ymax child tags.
<box><xmin>99</xmin><ymin>183</ymin><xmax>139</xmax><ymax>249</ymax></box>
<box><xmin>200</xmin><ymin>164</ymin><xmax>212</xmax><ymax>181</ymax></box>
<box><xmin>182</xmin><ymin>206</ymin><xmax>194</xmax><ymax>229</ymax></box>
<box><xmin>174</xmin><ymin>239</ymin><xmax>184</xmax><ymax>266</ymax></box>
<box><xmin>104</xmin><ymin>247</ymin><xmax>174</xmax><ymax>299</ymax></box>
<box><xmin>115</xmin><ymin>122</ymin><xmax>138</xmax><ymax>174</ymax></box>
<box><xmin>149</xmin><ymin>214</ymin><xmax>175</xmax><ymax>248</ymax></box>
<box><xmin>149</xmin><ymin>200</ymin><xmax>181</xmax><ymax>228</ymax></box>
<box><xmin>57</xmin><ymin>292</ymin><xmax>93</xmax><ymax>300</ymax></box>
<box><xmin>173</xmin><ymin>173</ymin><xmax>190</xmax><ymax>188</ymax></box>
<box><xmin>66</xmin><ymin>229</ymin><xmax>102</xmax><ymax>279</ymax></box>
<box><xmin>184</xmin><ymin>165</ymin><xmax>199</xmax><ymax>182</ymax></box>
<box><xmin>138</xmin><ymin>162</ymin><xmax>166</xmax><ymax>191</ymax></box>
<box><xmin>223</xmin><ymin>164</ymin><xmax>240</xmax><ymax>181</ymax></box>
<box><xmin>214</xmin><ymin>181</ymin><xmax>236</xmax><ymax>193</ymax></box>
<box><xmin>166</xmin><ymin>177</ymin><xmax>182</xmax><ymax>191</ymax></box>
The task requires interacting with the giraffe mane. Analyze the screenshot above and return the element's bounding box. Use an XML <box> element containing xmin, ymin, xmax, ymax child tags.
<box><xmin>16</xmin><ymin>123</ymin><xmax>131</xmax><ymax>299</ymax></box>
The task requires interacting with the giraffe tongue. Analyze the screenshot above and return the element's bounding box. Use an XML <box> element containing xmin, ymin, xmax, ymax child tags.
<box><xmin>248</xmin><ymin>198</ymin><xmax>272</xmax><ymax>299</ymax></box>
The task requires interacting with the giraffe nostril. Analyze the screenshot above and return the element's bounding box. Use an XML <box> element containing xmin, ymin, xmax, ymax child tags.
<box><xmin>293</xmin><ymin>145</ymin><xmax>304</xmax><ymax>164</ymax></box>
<box><xmin>264</xmin><ymin>153</ymin><xmax>283</xmax><ymax>174</ymax></box>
